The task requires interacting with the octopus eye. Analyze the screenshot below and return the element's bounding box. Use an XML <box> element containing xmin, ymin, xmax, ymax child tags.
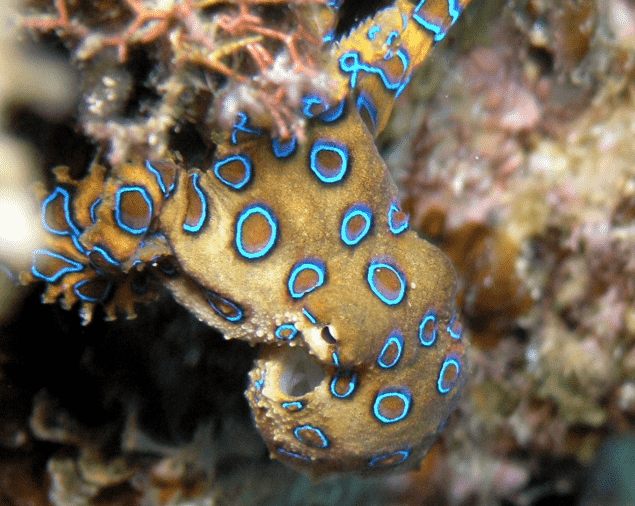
<box><xmin>279</xmin><ymin>347</ymin><xmax>325</xmax><ymax>397</ymax></box>
<box><xmin>321</xmin><ymin>326</ymin><xmax>337</xmax><ymax>344</ymax></box>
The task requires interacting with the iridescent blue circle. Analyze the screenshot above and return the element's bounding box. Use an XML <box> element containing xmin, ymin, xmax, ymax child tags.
<box><xmin>235</xmin><ymin>204</ymin><xmax>278</xmax><ymax>259</ymax></box>
<box><xmin>309</xmin><ymin>140</ymin><xmax>349</xmax><ymax>183</ymax></box>
<box><xmin>419</xmin><ymin>309</ymin><xmax>438</xmax><ymax>346</ymax></box>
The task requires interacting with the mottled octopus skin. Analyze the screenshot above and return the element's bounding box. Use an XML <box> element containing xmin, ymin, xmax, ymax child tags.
<box><xmin>23</xmin><ymin>0</ymin><xmax>471</xmax><ymax>478</ymax></box>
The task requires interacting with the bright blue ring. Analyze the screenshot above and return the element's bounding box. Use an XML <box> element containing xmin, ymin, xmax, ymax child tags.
<box><xmin>447</xmin><ymin>315</ymin><xmax>463</xmax><ymax>340</ymax></box>
<box><xmin>377</xmin><ymin>331</ymin><xmax>404</xmax><ymax>369</ymax></box>
<box><xmin>288</xmin><ymin>260</ymin><xmax>326</xmax><ymax>299</ymax></box>
<box><xmin>368</xmin><ymin>449</ymin><xmax>410</xmax><ymax>468</ymax></box>
<box><xmin>366</xmin><ymin>261</ymin><xmax>406</xmax><ymax>305</ymax></box>
<box><xmin>115</xmin><ymin>186</ymin><xmax>153</xmax><ymax>235</ymax></box>
<box><xmin>368</xmin><ymin>25</ymin><xmax>380</xmax><ymax>40</ymax></box>
<box><xmin>309</xmin><ymin>140</ymin><xmax>348</xmax><ymax>183</ymax></box>
<box><xmin>413</xmin><ymin>0</ymin><xmax>452</xmax><ymax>41</ymax></box>
<box><xmin>231</xmin><ymin>112</ymin><xmax>262</xmax><ymax>144</ymax></box>
<box><xmin>145</xmin><ymin>160</ymin><xmax>175</xmax><ymax>196</ymax></box>
<box><xmin>356</xmin><ymin>92</ymin><xmax>378</xmax><ymax>132</ymax></box>
<box><xmin>89</xmin><ymin>198</ymin><xmax>101</xmax><ymax>224</ymax></box>
<box><xmin>235</xmin><ymin>204</ymin><xmax>277</xmax><ymax>259</ymax></box>
<box><xmin>183</xmin><ymin>173</ymin><xmax>207</xmax><ymax>233</ymax></box>
<box><xmin>388</xmin><ymin>202</ymin><xmax>409</xmax><ymax>234</ymax></box>
<box><xmin>373</xmin><ymin>390</ymin><xmax>411</xmax><ymax>424</ymax></box>
<box><xmin>277</xmin><ymin>447</ymin><xmax>310</xmax><ymax>461</ymax></box>
<box><xmin>302</xmin><ymin>307</ymin><xmax>317</xmax><ymax>324</ymax></box>
<box><xmin>90</xmin><ymin>245</ymin><xmax>120</xmax><ymax>266</ymax></box>
<box><xmin>71</xmin><ymin>235</ymin><xmax>86</xmax><ymax>255</ymax></box>
<box><xmin>330</xmin><ymin>371</ymin><xmax>357</xmax><ymax>398</ymax></box>
<box><xmin>419</xmin><ymin>310</ymin><xmax>438</xmax><ymax>346</ymax></box>
<box><xmin>386</xmin><ymin>30</ymin><xmax>399</xmax><ymax>45</ymax></box>
<box><xmin>339</xmin><ymin>49</ymin><xmax>411</xmax><ymax>94</ymax></box>
<box><xmin>302</xmin><ymin>94</ymin><xmax>324</xmax><ymax>117</ymax></box>
<box><xmin>341</xmin><ymin>204</ymin><xmax>373</xmax><ymax>246</ymax></box>
<box><xmin>31</xmin><ymin>249</ymin><xmax>83</xmax><ymax>283</ymax></box>
<box><xmin>73</xmin><ymin>278</ymin><xmax>111</xmax><ymax>302</ymax></box>
<box><xmin>318</xmin><ymin>100</ymin><xmax>345</xmax><ymax>122</ymax></box>
<box><xmin>275</xmin><ymin>323</ymin><xmax>298</xmax><ymax>341</ymax></box>
<box><xmin>281</xmin><ymin>401</ymin><xmax>303</xmax><ymax>411</ymax></box>
<box><xmin>437</xmin><ymin>356</ymin><xmax>461</xmax><ymax>394</ymax></box>
<box><xmin>272</xmin><ymin>136</ymin><xmax>297</xmax><ymax>158</ymax></box>
<box><xmin>206</xmin><ymin>291</ymin><xmax>243</xmax><ymax>322</ymax></box>
<box><xmin>293</xmin><ymin>425</ymin><xmax>329</xmax><ymax>448</ymax></box>
<box><xmin>41</xmin><ymin>187</ymin><xmax>81</xmax><ymax>237</ymax></box>
<box><xmin>213</xmin><ymin>154</ymin><xmax>252</xmax><ymax>190</ymax></box>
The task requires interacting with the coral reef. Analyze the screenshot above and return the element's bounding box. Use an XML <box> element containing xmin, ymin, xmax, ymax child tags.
<box><xmin>21</xmin><ymin>0</ymin><xmax>338</xmax><ymax>164</ymax></box>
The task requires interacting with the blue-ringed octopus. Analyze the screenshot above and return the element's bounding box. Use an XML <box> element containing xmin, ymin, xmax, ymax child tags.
<box><xmin>22</xmin><ymin>0</ymin><xmax>471</xmax><ymax>478</ymax></box>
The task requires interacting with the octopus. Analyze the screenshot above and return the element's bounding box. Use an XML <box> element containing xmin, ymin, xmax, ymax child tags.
<box><xmin>22</xmin><ymin>0</ymin><xmax>471</xmax><ymax>478</ymax></box>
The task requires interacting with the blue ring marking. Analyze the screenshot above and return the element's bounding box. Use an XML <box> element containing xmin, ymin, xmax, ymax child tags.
<box><xmin>302</xmin><ymin>94</ymin><xmax>325</xmax><ymax>117</ymax></box>
<box><xmin>356</xmin><ymin>92</ymin><xmax>378</xmax><ymax>132</ymax></box>
<box><xmin>272</xmin><ymin>136</ymin><xmax>297</xmax><ymax>158</ymax></box>
<box><xmin>377</xmin><ymin>331</ymin><xmax>404</xmax><ymax>369</ymax></box>
<box><xmin>323</xmin><ymin>29</ymin><xmax>334</xmax><ymax>43</ymax></box>
<box><xmin>419</xmin><ymin>309</ymin><xmax>438</xmax><ymax>346</ymax></box>
<box><xmin>89</xmin><ymin>198</ymin><xmax>101</xmax><ymax>224</ymax></box>
<box><xmin>281</xmin><ymin>401</ymin><xmax>304</xmax><ymax>411</ymax></box>
<box><xmin>235</xmin><ymin>204</ymin><xmax>278</xmax><ymax>259</ymax></box>
<box><xmin>275</xmin><ymin>323</ymin><xmax>298</xmax><ymax>341</ymax></box>
<box><xmin>114</xmin><ymin>186</ymin><xmax>153</xmax><ymax>235</ymax></box>
<box><xmin>183</xmin><ymin>173</ymin><xmax>207</xmax><ymax>234</ymax></box>
<box><xmin>213</xmin><ymin>154</ymin><xmax>252</xmax><ymax>190</ymax></box>
<box><xmin>366</xmin><ymin>261</ymin><xmax>406</xmax><ymax>305</ymax></box>
<box><xmin>392</xmin><ymin>48</ymin><xmax>412</xmax><ymax>98</ymax></box>
<box><xmin>294</xmin><ymin>425</ymin><xmax>329</xmax><ymax>448</ymax></box>
<box><xmin>318</xmin><ymin>100</ymin><xmax>346</xmax><ymax>122</ymax></box>
<box><xmin>368</xmin><ymin>25</ymin><xmax>380</xmax><ymax>40</ymax></box>
<box><xmin>368</xmin><ymin>449</ymin><xmax>410</xmax><ymax>468</ymax></box>
<box><xmin>330</xmin><ymin>371</ymin><xmax>357</xmax><ymax>398</ymax></box>
<box><xmin>70</xmin><ymin>235</ymin><xmax>86</xmax><ymax>255</ymax></box>
<box><xmin>73</xmin><ymin>277</ymin><xmax>112</xmax><ymax>303</ymax></box>
<box><xmin>31</xmin><ymin>249</ymin><xmax>83</xmax><ymax>283</ymax></box>
<box><xmin>231</xmin><ymin>112</ymin><xmax>262</xmax><ymax>144</ymax></box>
<box><xmin>145</xmin><ymin>160</ymin><xmax>175</xmax><ymax>196</ymax></box>
<box><xmin>309</xmin><ymin>140</ymin><xmax>349</xmax><ymax>183</ymax></box>
<box><xmin>386</xmin><ymin>30</ymin><xmax>399</xmax><ymax>46</ymax></box>
<box><xmin>340</xmin><ymin>204</ymin><xmax>373</xmax><ymax>246</ymax></box>
<box><xmin>90</xmin><ymin>245</ymin><xmax>120</xmax><ymax>267</ymax></box>
<box><xmin>388</xmin><ymin>201</ymin><xmax>409</xmax><ymax>234</ymax></box>
<box><xmin>332</xmin><ymin>352</ymin><xmax>339</xmax><ymax>366</ymax></box>
<box><xmin>447</xmin><ymin>314</ymin><xmax>463</xmax><ymax>340</ymax></box>
<box><xmin>206</xmin><ymin>290</ymin><xmax>244</xmax><ymax>322</ymax></box>
<box><xmin>339</xmin><ymin>49</ymin><xmax>411</xmax><ymax>95</ymax></box>
<box><xmin>437</xmin><ymin>355</ymin><xmax>461</xmax><ymax>394</ymax></box>
<box><xmin>41</xmin><ymin>187</ymin><xmax>81</xmax><ymax>237</ymax></box>
<box><xmin>373</xmin><ymin>389</ymin><xmax>412</xmax><ymax>424</ymax></box>
<box><xmin>287</xmin><ymin>259</ymin><xmax>326</xmax><ymax>299</ymax></box>
<box><xmin>302</xmin><ymin>307</ymin><xmax>317</xmax><ymax>324</ymax></box>
<box><xmin>413</xmin><ymin>0</ymin><xmax>462</xmax><ymax>42</ymax></box>
<box><xmin>277</xmin><ymin>447</ymin><xmax>311</xmax><ymax>461</ymax></box>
